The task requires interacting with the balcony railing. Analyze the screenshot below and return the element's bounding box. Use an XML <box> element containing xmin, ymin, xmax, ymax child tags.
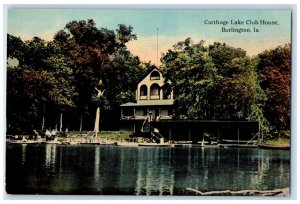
<box><xmin>121</xmin><ymin>115</ymin><xmax>172</xmax><ymax>120</ymax></box>
<box><xmin>150</xmin><ymin>95</ymin><xmax>160</xmax><ymax>100</ymax></box>
<box><xmin>121</xmin><ymin>115</ymin><xmax>147</xmax><ymax>120</ymax></box>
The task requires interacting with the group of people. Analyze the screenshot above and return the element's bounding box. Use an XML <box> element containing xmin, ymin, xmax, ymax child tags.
<box><xmin>32</xmin><ymin>129</ymin><xmax>58</xmax><ymax>141</ymax></box>
<box><xmin>45</xmin><ymin>129</ymin><xmax>56</xmax><ymax>141</ymax></box>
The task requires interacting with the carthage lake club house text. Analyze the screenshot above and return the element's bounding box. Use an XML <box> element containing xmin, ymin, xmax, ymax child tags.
<box><xmin>204</xmin><ymin>19</ymin><xmax>279</xmax><ymax>33</ymax></box>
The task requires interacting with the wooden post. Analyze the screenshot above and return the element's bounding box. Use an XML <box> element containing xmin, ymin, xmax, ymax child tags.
<box><xmin>169</xmin><ymin>127</ymin><xmax>172</xmax><ymax>141</ymax></box>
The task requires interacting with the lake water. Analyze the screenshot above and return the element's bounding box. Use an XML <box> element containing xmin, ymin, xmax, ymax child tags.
<box><xmin>5</xmin><ymin>144</ymin><xmax>290</xmax><ymax>195</ymax></box>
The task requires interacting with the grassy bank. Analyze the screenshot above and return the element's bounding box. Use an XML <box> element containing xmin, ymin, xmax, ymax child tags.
<box><xmin>57</xmin><ymin>131</ymin><xmax>132</xmax><ymax>141</ymax></box>
<box><xmin>263</xmin><ymin>130</ymin><xmax>290</xmax><ymax>145</ymax></box>
<box><xmin>96</xmin><ymin>131</ymin><xmax>131</xmax><ymax>140</ymax></box>
<box><xmin>264</xmin><ymin>137</ymin><xmax>290</xmax><ymax>145</ymax></box>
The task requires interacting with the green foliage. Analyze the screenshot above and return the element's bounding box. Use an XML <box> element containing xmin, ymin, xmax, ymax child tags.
<box><xmin>247</xmin><ymin>104</ymin><xmax>270</xmax><ymax>136</ymax></box>
<box><xmin>7</xmin><ymin>35</ymin><xmax>77</xmax><ymax>132</ymax></box>
<box><xmin>256</xmin><ymin>44</ymin><xmax>291</xmax><ymax>131</ymax></box>
<box><xmin>6</xmin><ymin>22</ymin><xmax>290</xmax><ymax>135</ymax></box>
<box><xmin>7</xmin><ymin>20</ymin><xmax>146</xmax><ymax>133</ymax></box>
<box><xmin>161</xmin><ymin>39</ymin><xmax>266</xmax><ymax>122</ymax></box>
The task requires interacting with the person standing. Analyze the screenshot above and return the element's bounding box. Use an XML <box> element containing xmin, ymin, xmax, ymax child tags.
<box><xmin>45</xmin><ymin>129</ymin><xmax>52</xmax><ymax>141</ymax></box>
<box><xmin>51</xmin><ymin>129</ymin><xmax>56</xmax><ymax>140</ymax></box>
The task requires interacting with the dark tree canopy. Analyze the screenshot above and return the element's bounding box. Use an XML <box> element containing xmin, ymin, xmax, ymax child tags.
<box><xmin>6</xmin><ymin>22</ymin><xmax>290</xmax><ymax>136</ymax></box>
<box><xmin>161</xmin><ymin>39</ymin><xmax>265</xmax><ymax>123</ymax></box>
<box><xmin>7</xmin><ymin>20</ymin><xmax>147</xmax><ymax>133</ymax></box>
<box><xmin>256</xmin><ymin>44</ymin><xmax>291</xmax><ymax>131</ymax></box>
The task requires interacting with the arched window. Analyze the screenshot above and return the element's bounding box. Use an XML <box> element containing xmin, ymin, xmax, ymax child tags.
<box><xmin>150</xmin><ymin>83</ymin><xmax>160</xmax><ymax>100</ymax></box>
<box><xmin>162</xmin><ymin>83</ymin><xmax>172</xmax><ymax>99</ymax></box>
<box><xmin>140</xmin><ymin>85</ymin><xmax>148</xmax><ymax>100</ymax></box>
<box><xmin>150</xmin><ymin>71</ymin><xmax>160</xmax><ymax>80</ymax></box>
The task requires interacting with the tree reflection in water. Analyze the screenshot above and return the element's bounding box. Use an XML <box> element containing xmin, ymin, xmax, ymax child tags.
<box><xmin>6</xmin><ymin>145</ymin><xmax>290</xmax><ymax>195</ymax></box>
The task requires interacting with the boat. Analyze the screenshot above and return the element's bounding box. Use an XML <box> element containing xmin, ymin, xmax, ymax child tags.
<box><xmin>7</xmin><ymin>137</ymin><xmax>42</xmax><ymax>144</ymax></box>
<box><xmin>80</xmin><ymin>142</ymin><xmax>101</xmax><ymax>145</ymax></box>
<box><xmin>42</xmin><ymin>138</ymin><xmax>61</xmax><ymax>144</ymax></box>
<box><xmin>222</xmin><ymin>144</ymin><xmax>257</xmax><ymax>148</ymax></box>
<box><xmin>138</xmin><ymin>143</ymin><xmax>174</xmax><ymax>147</ymax></box>
<box><xmin>21</xmin><ymin>140</ymin><xmax>42</xmax><ymax>144</ymax></box>
<box><xmin>8</xmin><ymin>140</ymin><xmax>24</xmax><ymax>144</ymax></box>
<box><xmin>61</xmin><ymin>141</ymin><xmax>79</xmax><ymax>145</ymax></box>
<box><xmin>257</xmin><ymin>143</ymin><xmax>290</xmax><ymax>150</ymax></box>
<box><xmin>43</xmin><ymin>141</ymin><xmax>61</xmax><ymax>144</ymax></box>
<box><xmin>68</xmin><ymin>141</ymin><xmax>79</xmax><ymax>145</ymax></box>
<box><xmin>174</xmin><ymin>144</ymin><xmax>192</xmax><ymax>147</ymax></box>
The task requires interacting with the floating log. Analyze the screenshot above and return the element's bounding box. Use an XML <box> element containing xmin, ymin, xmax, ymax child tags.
<box><xmin>186</xmin><ymin>188</ymin><xmax>289</xmax><ymax>196</ymax></box>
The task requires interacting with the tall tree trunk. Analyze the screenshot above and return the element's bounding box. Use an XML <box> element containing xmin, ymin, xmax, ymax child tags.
<box><xmin>42</xmin><ymin>116</ymin><xmax>45</xmax><ymax>131</ymax></box>
<box><xmin>60</xmin><ymin>112</ymin><xmax>63</xmax><ymax>132</ymax></box>
<box><xmin>94</xmin><ymin>85</ymin><xmax>104</xmax><ymax>136</ymax></box>
<box><xmin>94</xmin><ymin>106</ymin><xmax>100</xmax><ymax>133</ymax></box>
<box><xmin>79</xmin><ymin>115</ymin><xmax>83</xmax><ymax>132</ymax></box>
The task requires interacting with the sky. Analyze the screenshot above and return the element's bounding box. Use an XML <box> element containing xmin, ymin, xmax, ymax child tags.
<box><xmin>7</xmin><ymin>8</ymin><xmax>291</xmax><ymax>66</ymax></box>
<box><xmin>1</xmin><ymin>2</ymin><xmax>299</xmax><ymax>202</ymax></box>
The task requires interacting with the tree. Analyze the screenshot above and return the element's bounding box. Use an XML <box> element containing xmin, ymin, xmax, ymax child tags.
<box><xmin>161</xmin><ymin>39</ymin><xmax>266</xmax><ymax>127</ymax></box>
<box><xmin>7</xmin><ymin>35</ymin><xmax>77</xmax><ymax>133</ymax></box>
<box><xmin>7</xmin><ymin>21</ymin><xmax>145</xmax><ymax>133</ymax></box>
<box><xmin>256</xmin><ymin>44</ymin><xmax>291</xmax><ymax>131</ymax></box>
<box><xmin>161</xmin><ymin>38</ymin><xmax>217</xmax><ymax>119</ymax></box>
<box><xmin>208</xmin><ymin>43</ymin><xmax>266</xmax><ymax>120</ymax></box>
<box><xmin>54</xmin><ymin>20</ymin><xmax>143</xmax><ymax>131</ymax></box>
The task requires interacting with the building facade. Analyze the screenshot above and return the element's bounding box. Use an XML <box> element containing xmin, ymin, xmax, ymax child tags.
<box><xmin>120</xmin><ymin>68</ymin><xmax>258</xmax><ymax>143</ymax></box>
<box><xmin>120</xmin><ymin>68</ymin><xmax>174</xmax><ymax>134</ymax></box>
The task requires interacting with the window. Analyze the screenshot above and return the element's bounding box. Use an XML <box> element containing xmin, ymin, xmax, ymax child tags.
<box><xmin>150</xmin><ymin>83</ymin><xmax>160</xmax><ymax>100</ymax></box>
<box><xmin>163</xmin><ymin>84</ymin><xmax>172</xmax><ymax>99</ymax></box>
<box><xmin>150</xmin><ymin>71</ymin><xmax>160</xmax><ymax>80</ymax></box>
<box><xmin>140</xmin><ymin>85</ymin><xmax>147</xmax><ymax>100</ymax></box>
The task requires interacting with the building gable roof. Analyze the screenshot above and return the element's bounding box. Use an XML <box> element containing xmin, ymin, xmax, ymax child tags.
<box><xmin>138</xmin><ymin>68</ymin><xmax>162</xmax><ymax>85</ymax></box>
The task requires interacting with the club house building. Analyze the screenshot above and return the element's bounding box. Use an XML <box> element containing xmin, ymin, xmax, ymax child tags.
<box><xmin>120</xmin><ymin>68</ymin><xmax>258</xmax><ymax>143</ymax></box>
<box><xmin>120</xmin><ymin>68</ymin><xmax>174</xmax><ymax>135</ymax></box>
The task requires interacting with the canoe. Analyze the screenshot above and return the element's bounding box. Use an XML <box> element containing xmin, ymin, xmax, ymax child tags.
<box><xmin>42</xmin><ymin>140</ymin><xmax>61</xmax><ymax>144</ymax></box>
<box><xmin>257</xmin><ymin>143</ymin><xmax>290</xmax><ymax>150</ymax></box>
<box><xmin>80</xmin><ymin>142</ymin><xmax>101</xmax><ymax>145</ymax></box>
<box><xmin>138</xmin><ymin>143</ymin><xmax>174</xmax><ymax>147</ymax></box>
<box><xmin>223</xmin><ymin>144</ymin><xmax>257</xmax><ymax>148</ymax></box>
<box><xmin>8</xmin><ymin>140</ymin><xmax>41</xmax><ymax>144</ymax></box>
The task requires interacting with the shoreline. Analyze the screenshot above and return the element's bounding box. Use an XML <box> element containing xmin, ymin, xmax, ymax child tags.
<box><xmin>6</xmin><ymin>132</ymin><xmax>290</xmax><ymax>148</ymax></box>
<box><xmin>6</xmin><ymin>139</ymin><xmax>291</xmax><ymax>150</ymax></box>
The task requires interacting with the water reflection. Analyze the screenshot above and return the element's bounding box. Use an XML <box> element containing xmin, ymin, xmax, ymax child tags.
<box><xmin>94</xmin><ymin>146</ymin><xmax>100</xmax><ymax>180</ymax></box>
<box><xmin>21</xmin><ymin>144</ymin><xmax>27</xmax><ymax>165</ymax></box>
<box><xmin>6</xmin><ymin>145</ymin><xmax>290</xmax><ymax>195</ymax></box>
<box><xmin>135</xmin><ymin>147</ymin><xmax>175</xmax><ymax>195</ymax></box>
<box><xmin>45</xmin><ymin>144</ymin><xmax>57</xmax><ymax>172</ymax></box>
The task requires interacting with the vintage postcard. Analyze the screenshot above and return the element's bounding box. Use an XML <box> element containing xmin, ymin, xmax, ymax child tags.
<box><xmin>5</xmin><ymin>6</ymin><xmax>292</xmax><ymax>197</ymax></box>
